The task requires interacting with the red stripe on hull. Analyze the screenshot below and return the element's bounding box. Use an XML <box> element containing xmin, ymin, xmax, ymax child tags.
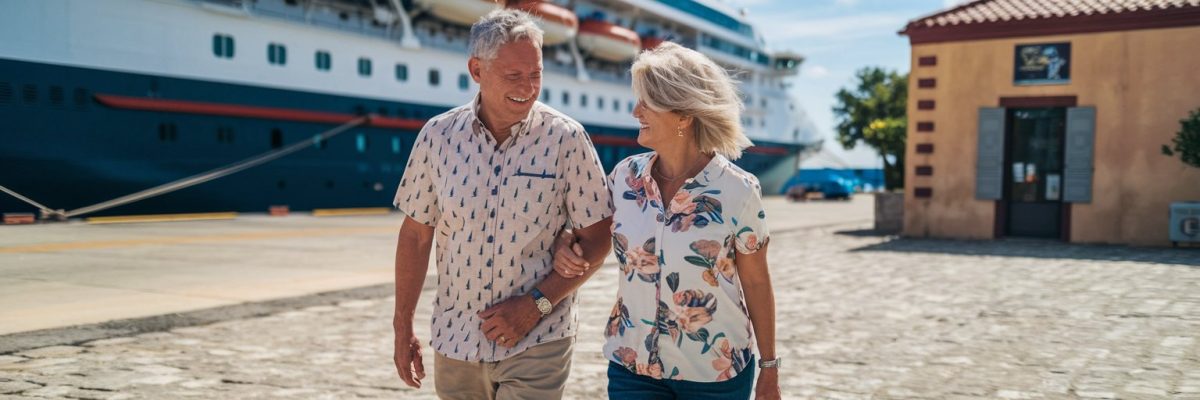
<box><xmin>94</xmin><ymin>93</ymin><xmax>791</xmax><ymax>155</ymax></box>
<box><xmin>94</xmin><ymin>94</ymin><xmax>425</xmax><ymax>130</ymax></box>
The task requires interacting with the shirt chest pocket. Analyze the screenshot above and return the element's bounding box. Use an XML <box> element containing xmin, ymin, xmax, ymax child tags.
<box><xmin>502</xmin><ymin>172</ymin><xmax>563</xmax><ymax>244</ymax></box>
<box><xmin>436</xmin><ymin>174</ymin><xmax>486</xmax><ymax>233</ymax></box>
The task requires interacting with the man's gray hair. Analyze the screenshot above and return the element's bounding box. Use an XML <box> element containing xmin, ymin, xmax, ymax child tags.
<box><xmin>469</xmin><ymin>9</ymin><xmax>544</xmax><ymax>61</ymax></box>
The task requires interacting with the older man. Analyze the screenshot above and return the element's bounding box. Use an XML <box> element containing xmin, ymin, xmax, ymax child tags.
<box><xmin>391</xmin><ymin>9</ymin><xmax>613</xmax><ymax>400</ymax></box>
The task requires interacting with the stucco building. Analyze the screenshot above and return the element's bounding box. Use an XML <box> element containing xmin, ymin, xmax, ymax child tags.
<box><xmin>899</xmin><ymin>0</ymin><xmax>1200</xmax><ymax>246</ymax></box>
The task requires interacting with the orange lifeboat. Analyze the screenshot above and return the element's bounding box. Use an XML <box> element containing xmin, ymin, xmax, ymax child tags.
<box><xmin>576</xmin><ymin>19</ymin><xmax>640</xmax><ymax>62</ymax></box>
<box><xmin>511</xmin><ymin>1</ymin><xmax>578</xmax><ymax>46</ymax></box>
<box><xmin>640</xmin><ymin>36</ymin><xmax>665</xmax><ymax>51</ymax></box>
<box><xmin>415</xmin><ymin>0</ymin><xmax>503</xmax><ymax>26</ymax></box>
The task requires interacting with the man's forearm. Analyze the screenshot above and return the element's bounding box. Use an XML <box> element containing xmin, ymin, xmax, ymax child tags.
<box><xmin>394</xmin><ymin>229</ymin><xmax>432</xmax><ymax>324</ymax></box>
<box><xmin>537</xmin><ymin>226</ymin><xmax>611</xmax><ymax>305</ymax></box>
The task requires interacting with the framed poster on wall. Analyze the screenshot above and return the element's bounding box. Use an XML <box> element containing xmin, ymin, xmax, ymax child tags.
<box><xmin>1014</xmin><ymin>42</ymin><xmax>1071</xmax><ymax>85</ymax></box>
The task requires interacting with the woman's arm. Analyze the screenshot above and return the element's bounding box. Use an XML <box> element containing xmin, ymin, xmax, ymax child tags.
<box><xmin>735</xmin><ymin>242</ymin><xmax>780</xmax><ymax>400</ymax></box>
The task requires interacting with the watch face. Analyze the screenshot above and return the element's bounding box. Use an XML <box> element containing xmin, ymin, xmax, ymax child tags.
<box><xmin>537</xmin><ymin>299</ymin><xmax>552</xmax><ymax>314</ymax></box>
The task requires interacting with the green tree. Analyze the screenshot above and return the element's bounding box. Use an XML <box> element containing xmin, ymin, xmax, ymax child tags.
<box><xmin>832</xmin><ymin>67</ymin><xmax>908</xmax><ymax>190</ymax></box>
<box><xmin>1162</xmin><ymin>108</ymin><xmax>1200</xmax><ymax>169</ymax></box>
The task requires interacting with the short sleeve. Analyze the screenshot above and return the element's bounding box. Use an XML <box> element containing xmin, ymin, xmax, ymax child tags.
<box><xmin>733</xmin><ymin>179</ymin><xmax>769</xmax><ymax>254</ymax></box>
<box><xmin>560</xmin><ymin>123</ymin><xmax>613</xmax><ymax>229</ymax></box>
<box><xmin>392</xmin><ymin>126</ymin><xmax>440</xmax><ymax>226</ymax></box>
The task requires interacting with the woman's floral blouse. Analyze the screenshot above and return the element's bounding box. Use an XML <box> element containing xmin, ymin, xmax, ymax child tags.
<box><xmin>602</xmin><ymin>152</ymin><xmax>770</xmax><ymax>382</ymax></box>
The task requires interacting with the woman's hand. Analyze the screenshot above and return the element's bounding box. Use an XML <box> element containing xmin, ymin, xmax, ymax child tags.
<box><xmin>755</xmin><ymin>368</ymin><xmax>781</xmax><ymax>400</ymax></box>
<box><xmin>552</xmin><ymin>230</ymin><xmax>589</xmax><ymax>278</ymax></box>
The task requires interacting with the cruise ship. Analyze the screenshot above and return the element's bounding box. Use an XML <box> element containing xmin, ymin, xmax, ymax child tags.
<box><xmin>0</xmin><ymin>0</ymin><xmax>820</xmax><ymax>218</ymax></box>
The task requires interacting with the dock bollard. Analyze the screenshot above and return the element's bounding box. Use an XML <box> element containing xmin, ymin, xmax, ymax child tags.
<box><xmin>269</xmin><ymin>205</ymin><xmax>290</xmax><ymax>217</ymax></box>
<box><xmin>3</xmin><ymin>213</ymin><xmax>36</xmax><ymax>225</ymax></box>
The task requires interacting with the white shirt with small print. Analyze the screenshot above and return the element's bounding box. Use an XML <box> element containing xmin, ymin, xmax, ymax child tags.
<box><xmin>394</xmin><ymin>95</ymin><xmax>612</xmax><ymax>362</ymax></box>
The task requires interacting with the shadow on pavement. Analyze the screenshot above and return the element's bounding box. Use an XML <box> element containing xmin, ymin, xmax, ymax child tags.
<box><xmin>833</xmin><ymin>228</ymin><xmax>896</xmax><ymax>238</ymax></box>
<box><xmin>848</xmin><ymin>237</ymin><xmax>1200</xmax><ymax>267</ymax></box>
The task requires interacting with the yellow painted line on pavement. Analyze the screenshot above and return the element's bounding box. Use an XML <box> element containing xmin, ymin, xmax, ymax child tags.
<box><xmin>0</xmin><ymin>226</ymin><xmax>397</xmax><ymax>254</ymax></box>
<box><xmin>85</xmin><ymin>212</ymin><xmax>239</xmax><ymax>225</ymax></box>
<box><xmin>311</xmin><ymin>207</ymin><xmax>392</xmax><ymax>217</ymax></box>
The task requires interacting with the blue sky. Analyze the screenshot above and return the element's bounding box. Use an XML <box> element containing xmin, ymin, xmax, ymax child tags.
<box><xmin>732</xmin><ymin>0</ymin><xmax>969</xmax><ymax>168</ymax></box>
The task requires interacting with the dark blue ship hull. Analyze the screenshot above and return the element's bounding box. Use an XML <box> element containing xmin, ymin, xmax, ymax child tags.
<box><xmin>0</xmin><ymin>58</ymin><xmax>798</xmax><ymax>217</ymax></box>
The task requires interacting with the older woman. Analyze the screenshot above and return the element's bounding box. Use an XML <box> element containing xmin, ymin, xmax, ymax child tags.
<box><xmin>554</xmin><ymin>42</ymin><xmax>780</xmax><ymax>400</ymax></box>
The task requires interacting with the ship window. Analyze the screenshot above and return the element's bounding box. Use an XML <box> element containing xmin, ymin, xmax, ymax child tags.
<box><xmin>612</xmin><ymin>99</ymin><xmax>619</xmax><ymax>112</ymax></box>
<box><xmin>158</xmin><ymin>123</ymin><xmax>178</xmax><ymax>142</ymax></box>
<box><xmin>48</xmin><ymin>86</ymin><xmax>63</xmax><ymax>106</ymax></box>
<box><xmin>268</xmin><ymin>43</ymin><xmax>287</xmax><ymax>66</ymax></box>
<box><xmin>358</xmin><ymin>57</ymin><xmax>372</xmax><ymax>77</ymax></box>
<box><xmin>580</xmin><ymin>94</ymin><xmax>588</xmax><ymax>108</ymax></box>
<box><xmin>596</xmin><ymin>96</ymin><xmax>604</xmax><ymax>110</ymax></box>
<box><xmin>391</xmin><ymin>136</ymin><xmax>401</xmax><ymax>154</ymax></box>
<box><xmin>428</xmin><ymin>69</ymin><xmax>440</xmax><ymax>86</ymax></box>
<box><xmin>217</xmin><ymin>126</ymin><xmax>235</xmax><ymax>143</ymax></box>
<box><xmin>212</xmin><ymin>34</ymin><xmax>234</xmax><ymax>59</ymax></box>
<box><xmin>271</xmin><ymin>128</ymin><xmax>283</xmax><ymax>149</ymax></box>
<box><xmin>73</xmin><ymin>88</ymin><xmax>87</xmax><ymax>107</ymax></box>
<box><xmin>356</xmin><ymin>133</ymin><xmax>367</xmax><ymax>153</ymax></box>
<box><xmin>395</xmin><ymin>63</ymin><xmax>408</xmax><ymax>81</ymax></box>
<box><xmin>761</xmin><ymin>98</ymin><xmax>767</xmax><ymax>108</ymax></box>
<box><xmin>542</xmin><ymin>88</ymin><xmax>550</xmax><ymax>103</ymax></box>
<box><xmin>0</xmin><ymin>82</ymin><xmax>11</xmax><ymax>104</ymax></box>
<box><xmin>458</xmin><ymin>73</ymin><xmax>469</xmax><ymax>91</ymax></box>
<box><xmin>22</xmin><ymin>84</ymin><xmax>36</xmax><ymax>103</ymax></box>
<box><xmin>627</xmin><ymin>101</ymin><xmax>633</xmax><ymax>113</ymax></box>
<box><xmin>561</xmin><ymin>91</ymin><xmax>569</xmax><ymax>106</ymax></box>
<box><xmin>315</xmin><ymin>51</ymin><xmax>332</xmax><ymax>71</ymax></box>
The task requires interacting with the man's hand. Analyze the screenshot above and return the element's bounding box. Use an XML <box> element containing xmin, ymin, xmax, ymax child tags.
<box><xmin>392</xmin><ymin>318</ymin><xmax>425</xmax><ymax>388</ymax></box>
<box><xmin>755</xmin><ymin>368</ymin><xmax>781</xmax><ymax>400</ymax></box>
<box><xmin>478</xmin><ymin>295</ymin><xmax>541</xmax><ymax>348</ymax></box>
<box><xmin>552</xmin><ymin>230</ymin><xmax>589</xmax><ymax>278</ymax></box>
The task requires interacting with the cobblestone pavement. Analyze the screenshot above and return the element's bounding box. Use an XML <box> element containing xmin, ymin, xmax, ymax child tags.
<box><xmin>2</xmin><ymin>223</ymin><xmax>1200</xmax><ymax>399</ymax></box>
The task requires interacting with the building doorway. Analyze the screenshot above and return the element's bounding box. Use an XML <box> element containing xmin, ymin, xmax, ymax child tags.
<box><xmin>1004</xmin><ymin>108</ymin><xmax>1066</xmax><ymax>238</ymax></box>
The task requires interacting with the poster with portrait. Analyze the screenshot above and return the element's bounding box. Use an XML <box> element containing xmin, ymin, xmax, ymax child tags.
<box><xmin>1014</xmin><ymin>43</ymin><xmax>1071</xmax><ymax>85</ymax></box>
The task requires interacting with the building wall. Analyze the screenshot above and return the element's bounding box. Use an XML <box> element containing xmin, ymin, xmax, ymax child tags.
<box><xmin>904</xmin><ymin>25</ymin><xmax>1200</xmax><ymax>246</ymax></box>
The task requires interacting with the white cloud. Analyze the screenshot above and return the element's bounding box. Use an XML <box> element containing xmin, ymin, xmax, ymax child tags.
<box><xmin>943</xmin><ymin>0</ymin><xmax>972</xmax><ymax>7</ymax></box>
<box><xmin>802</xmin><ymin>65</ymin><xmax>831</xmax><ymax>78</ymax></box>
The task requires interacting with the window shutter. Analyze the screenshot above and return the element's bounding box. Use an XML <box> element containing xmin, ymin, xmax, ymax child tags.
<box><xmin>975</xmin><ymin>107</ymin><xmax>1006</xmax><ymax>200</ymax></box>
<box><xmin>1063</xmin><ymin>107</ymin><xmax>1096</xmax><ymax>203</ymax></box>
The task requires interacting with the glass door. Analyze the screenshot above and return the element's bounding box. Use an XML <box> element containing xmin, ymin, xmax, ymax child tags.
<box><xmin>1005</xmin><ymin>108</ymin><xmax>1066</xmax><ymax>238</ymax></box>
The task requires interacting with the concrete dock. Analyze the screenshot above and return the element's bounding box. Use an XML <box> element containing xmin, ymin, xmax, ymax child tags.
<box><xmin>3</xmin><ymin>195</ymin><xmax>1199</xmax><ymax>399</ymax></box>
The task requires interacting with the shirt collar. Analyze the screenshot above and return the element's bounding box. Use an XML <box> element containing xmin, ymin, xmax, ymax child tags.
<box><xmin>640</xmin><ymin>152</ymin><xmax>725</xmax><ymax>188</ymax></box>
<box><xmin>469</xmin><ymin>93</ymin><xmax>536</xmax><ymax>138</ymax></box>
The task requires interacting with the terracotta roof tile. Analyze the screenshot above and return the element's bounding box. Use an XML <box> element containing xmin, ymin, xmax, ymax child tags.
<box><xmin>905</xmin><ymin>0</ymin><xmax>1200</xmax><ymax>29</ymax></box>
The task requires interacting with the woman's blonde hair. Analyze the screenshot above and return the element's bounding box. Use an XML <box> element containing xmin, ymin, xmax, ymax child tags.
<box><xmin>630</xmin><ymin>42</ymin><xmax>752</xmax><ymax>160</ymax></box>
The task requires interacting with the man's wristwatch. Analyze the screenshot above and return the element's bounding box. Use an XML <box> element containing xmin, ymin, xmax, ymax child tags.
<box><xmin>530</xmin><ymin>288</ymin><xmax>552</xmax><ymax>318</ymax></box>
<box><xmin>759</xmin><ymin>357</ymin><xmax>782</xmax><ymax>369</ymax></box>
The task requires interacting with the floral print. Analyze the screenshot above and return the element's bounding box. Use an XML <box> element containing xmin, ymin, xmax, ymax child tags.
<box><xmin>603</xmin><ymin>153</ymin><xmax>770</xmax><ymax>383</ymax></box>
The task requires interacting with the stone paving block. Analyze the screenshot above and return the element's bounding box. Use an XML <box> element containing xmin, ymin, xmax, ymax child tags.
<box><xmin>1</xmin><ymin>224</ymin><xmax>1198</xmax><ymax>398</ymax></box>
<box><xmin>13</xmin><ymin>346</ymin><xmax>83</xmax><ymax>358</ymax></box>
<box><xmin>0</xmin><ymin>381</ymin><xmax>41</xmax><ymax>395</ymax></box>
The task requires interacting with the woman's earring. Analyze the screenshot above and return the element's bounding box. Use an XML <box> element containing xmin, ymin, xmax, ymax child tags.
<box><xmin>676</xmin><ymin>125</ymin><xmax>684</xmax><ymax>137</ymax></box>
